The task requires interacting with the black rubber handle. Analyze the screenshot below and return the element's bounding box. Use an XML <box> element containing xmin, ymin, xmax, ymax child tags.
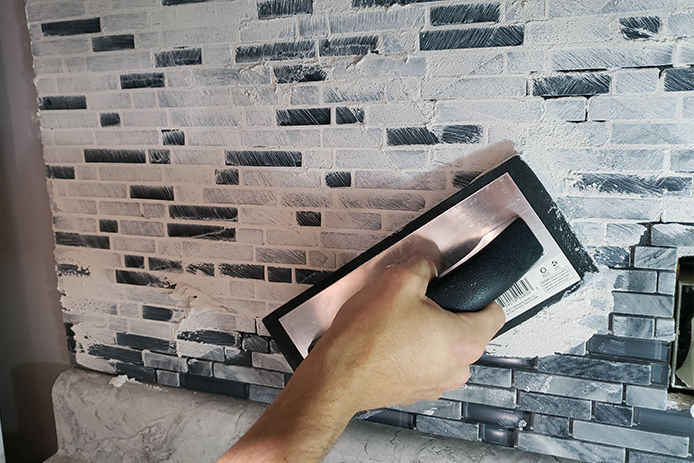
<box><xmin>425</xmin><ymin>217</ymin><xmax>543</xmax><ymax>313</ymax></box>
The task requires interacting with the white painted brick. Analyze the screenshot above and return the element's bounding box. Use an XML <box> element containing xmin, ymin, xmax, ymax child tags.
<box><xmin>427</xmin><ymin>52</ymin><xmax>503</xmax><ymax>76</ymax></box>
<box><xmin>158</xmin><ymin>89</ymin><xmax>234</xmax><ymax>108</ymax></box>
<box><xmin>57</xmin><ymin>75</ymin><xmax>119</xmax><ymax>92</ymax></box>
<box><xmin>669</xmin><ymin>12</ymin><xmax>694</xmax><ymax>37</ymax></box>
<box><xmin>239</xmin><ymin>207</ymin><xmax>293</xmax><ymax>226</ymax></box>
<box><xmin>53</xmin><ymin>216</ymin><xmax>97</xmax><ymax>233</ymax></box>
<box><xmin>133</xmin><ymin>91</ymin><xmax>157</xmax><ymax>109</ymax></box>
<box><xmin>589</xmin><ymin>95</ymin><xmax>678</xmax><ymax>121</ymax></box>
<box><xmin>87</xmin><ymin>52</ymin><xmax>151</xmax><ymax>72</ymax></box>
<box><xmin>162</xmin><ymin>165</ymin><xmax>212</xmax><ymax>184</ymax></box>
<box><xmin>26</xmin><ymin>0</ymin><xmax>85</xmax><ymax>22</ymax></box>
<box><xmin>527</xmin><ymin>17</ymin><xmax>613</xmax><ymax>45</ymax></box>
<box><xmin>548</xmin><ymin>148</ymin><xmax>664</xmax><ymax>172</ymax></box>
<box><xmin>40</xmin><ymin>112</ymin><xmax>98</xmax><ymax>129</ymax></box>
<box><xmin>281</xmin><ymin>191</ymin><xmax>331</xmax><ymax>207</ymax></box>
<box><xmin>170</xmin><ymin>109</ymin><xmax>242</xmax><ymax>127</ymax></box>
<box><xmin>686</xmin><ymin>97</ymin><xmax>694</xmax><ymax>119</ymax></box>
<box><xmin>180</xmin><ymin>241</ymin><xmax>254</xmax><ymax>260</ymax></box>
<box><xmin>436</xmin><ymin>99</ymin><xmax>542</xmax><ymax>123</ymax></box>
<box><xmin>102</xmin><ymin>12</ymin><xmax>149</xmax><ymax>32</ymax></box>
<box><xmin>507</xmin><ymin>50</ymin><xmax>545</xmax><ymax>73</ymax></box>
<box><xmin>551</xmin><ymin>44</ymin><xmax>674</xmax><ymax>71</ymax></box>
<box><xmin>54</xmin><ymin>130</ymin><xmax>95</xmax><ymax>146</ymax></box>
<box><xmin>322</xmin><ymin>127</ymin><xmax>382</xmax><ymax>147</ymax></box>
<box><xmin>323</xmin><ymin>211</ymin><xmax>382</xmax><ymax>230</ymax></box>
<box><xmin>52</xmin><ymin>198</ymin><xmax>97</xmax><ymax>215</ymax></box>
<box><xmin>94</xmin><ymin>130</ymin><xmax>158</xmax><ymax>145</ymax></box>
<box><xmin>44</xmin><ymin>147</ymin><xmax>83</xmax><ymax>163</ymax></box>
<box><xmin>87</xmin><ymin>93</ymin><xmax>132</xmax><ymax>110</ymax></box>
<box><xmin>99</xmin><ymin>165</ymin><xmax>162</xmax><ymax>182</ymax></box>
<box><xmin>32</xmin><ymin>38</ymin><xmax>90</xmax><ymax>57</ymax></box>
<box><xmin>121</xmin><ymin>110</ymin><xmax>168</xmax><ymax>127</ymax></box>
<box><xmin>662</xmin><ymin>198</ymin><xmax>694</xmax><ymax>222</ymax></box>
<box><xmin>266</xmin><ymin>229</ymin><xmax>319</xmax><ymax>246</ymax></box>
<box><xmin>242</xmin><ymin>170</ymin><xmax>321</xmax><ymax>188</ymax></box>
<box><xmin>99</xmin><ymin>201</ymin><xmax>143</xmax><ymax>217</ymax></box>
<box><xmin>366</xmin><ymin>102</ymin><xmax>432</xmax><ymax>125</ymax></box>
<box><xmin>254</xmin><ymin>281</ymin><xmax>305</xmax><ymax>302</ymax></box>
<box><xmin>422</xmin><ymin>76</ymin><xmax>526</xmax><ymax>100</ymax></box>
<box><xmin>382</xmin><ymin>32</ymin><xmax>418</xmax><ymax>54</ymax></box>
<box><xmin>239</xmin><ymin>129</ymin><xmax>321</xmax><ymax>147</ymax></box>
<box><xmin>321</xmin><ymin>231</ymin><xmax>385</xmax><ymax>250</ymax></box>
<box><xmin>34</xmin><ymin>57</ymin><xmax>64</xmax><ymax>74</ymax></box>
<box><xmin>35</xmin><ymin>78</ymin><xmax>56</xmax><ymax>94</ymax></box>
<box><xmin>505</xmin><ymin>0</ymin><xmax>544</xmax><ymax>21</ymax></box>
<box><xmin>678</xmin><ymin>39</ymin><xmax>694</xmax><ymax>65</ymax></box>
<box><xmin>120</xmin><ymin>220</ymin><xmax>164</xmax><ymax>237</ymax></box>
<box><xmin>302</xmin><ymin>149</ymin><xmax>332</xmax><ymax>168</ymax></box>
<box><xmin>290</xmin><ymin>87</ymin><xmax>319</xmax><ymax>106</ymax></box>
<box><xmin>187</xmin><ymin>129</ymin><xmax>241</xmax><ymax>147</ymax></box>
<box><xmin>544</xmin><ymin>98</ymin><xmax>586</xmax><ymax>122</ymax></box>
<box><xmin>549</xmin><ymin>0</ymin><xmax>674</xmax><ymax>17</ymax></box>
<box><xmin>613</xmin><ymin>69</ymin><xmax>660</xmax><ymax>94</ymax></box>
<box><xmin>75</xmin><ymin>353</ymin><xmax>116</xmax><ymax>375</ymax></box>
<box><xmin>355</xmin><ymin>171</ymin><xmax>446</xmax><ymax>190</ymax></box>
<box><xmin>246</xmin><ymin>107</ymin><xmax>277</xmax><ymax>126</ymax></box>
<box><xmin>333</xmin><ymin>55</ymin><xmax>426</xmax><ymax>80</ymax></box>
<box><xmin>204</xmin><ymin>188</ymin><xmax>277</xmax><ymax>205</ymax></box>
<box><xmin>330</xmin><ymin>8</ymin><xmax>424</xmax><ymax>33</ymax></box>
<box><xmin>323</xmin><ymin>82</ymin><xmax>384</xmax><ymax>103</ymax></box>
<box><xmin>203</xmin><ymin>45</ymin><xmax>233</xmax><ymax>66</ymax></box>
<box><xmin>240</xmin><ymin>18</ymin><xmax>296</xmax><ymax>42</ymax></box>
<box><xmin>385</xmin><ymin>78</ymin><xmax>420</xmax><ymax>102</ymax></box>
<box><xmin>613</xmin><ymin>123</ymin><xmax>694</xmax><ymax>145</ymax></box>
<box><xmin>160</xmin><ymin>26</ymin><xmax>238</xmax><ymax>48</ymax></box>
<box><xmin>232</xmin><ymin>87</ymin><xmax>278</xmax><ymax>106</ymax></box>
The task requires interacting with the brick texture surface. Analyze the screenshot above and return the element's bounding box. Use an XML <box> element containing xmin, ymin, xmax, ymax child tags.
<box><xmin>27</xmin><ymin>0</ymin><xmax>694</xmax><ymax>461</ymax></box>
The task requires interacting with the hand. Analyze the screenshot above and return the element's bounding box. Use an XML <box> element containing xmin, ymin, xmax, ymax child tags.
<box><xmin>309</xmin><ymin>255</ymin><xmax>506</xmax><ymax>412</ymax></box>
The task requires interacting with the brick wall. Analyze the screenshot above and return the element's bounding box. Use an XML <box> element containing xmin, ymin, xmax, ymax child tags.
<box><xmin>25</xmin><ymin>0</ymin><xmax>694</xmax><ymax>461</ymax></box>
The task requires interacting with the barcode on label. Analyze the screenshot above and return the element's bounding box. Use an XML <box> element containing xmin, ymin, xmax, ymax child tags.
<box><xmin>497</xmin><ymin>278</ymin><xmax>534</xmax><ymax>308</ymax></box>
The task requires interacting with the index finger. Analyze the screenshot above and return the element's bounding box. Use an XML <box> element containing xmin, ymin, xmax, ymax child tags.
<box><xmin>458</xmin><ymin>301</ymin><xmax>506</xmax><ymax>343</ymax></box>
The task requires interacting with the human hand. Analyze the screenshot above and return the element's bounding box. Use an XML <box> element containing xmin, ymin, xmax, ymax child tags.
<box><xmin>308</xmin><ymin>255</ymin><xmax>506</xmax><ymax>413</ymax></box>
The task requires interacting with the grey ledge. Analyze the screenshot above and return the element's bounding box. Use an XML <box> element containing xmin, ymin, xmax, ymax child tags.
<box><xmin>46</xmin><ymin>369</ymin><xmax>576</xmax><ymax>462</ymax></box>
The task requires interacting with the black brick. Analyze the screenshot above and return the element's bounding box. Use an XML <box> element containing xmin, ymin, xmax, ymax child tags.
<box><xmin>594</xmin><ymin>403</ymin><xmax>633</xmax><ymax>426</ymax></box>
<box><xmin>277</xmin><ymin>107</ymin><xmax>330</xmax><ymax>126</ymax></box>
<box><xmin>537</xmin><ymin>354</ymin><xmax>651</xmax><ymax>385</ymax></box>
<box><xmin>115</xmin><ymin>270</ymin><xmax>172</xmax><ymax>288</ymax></box>
<box><xmin>39</xmin><ymin>96</ymin><xmax>86</xmax><ymax>110</ymax></box>
<box><xmin>587</xmin><ymin>334</ymin><xmax>668</xmax><ymax>362</ymax></box>
<box><xmin>57</xmin><ymin>263</ymin><xmax>90</xmax><ymax>277</ymax></box>
<box><xmin>148</xmin><ymin>149</ymin><xmax>170</xmax><ymax>164</ymax></box>
<box><xmin>269</xmin><ymin>339</ymin><xmax>281</xmax><ymax>353</ymax></box>
<box><xmin>148</xmin><ymin>257</ymin><xmax>182</xmax><ymax>273</ymax></box>
<box><xmin>336</xmin><ymin>107</ymin><xmax>364</xmax><ymax>124</ymax></box>
<box><xmin>41</xmin><ymin>18</ymin><xmax>100</xmax><ymax>36</ymax></box>
<box><xmin>236</xmin><ymin>41</ymin><xmax>316</xmax><ymax>63</ymax></box>
<box><xmin>353</xmin><ymin>0</ymin><xmax>437</xmax><ymax>6</ymax></box>
<box><xmin>155</xmin><ymin>48</ymin><xmax>202</xmax><ymax>67</ymax></box>
<box><xmin>99</xmin><ymin>219</ymin><xmax>118</xmax><ymax>233</ymax></box>
<box><xmin>178</xmin><ymin>330</ymin><xmax>238</xmax><ymax>346</ymax></box>
<box><xmin>364</xmin><ymin>409</ymin><xmax>415</xmax><ymax>428</ymax></box>
<box><xmin>167</xmin><ymin>223</ymin><xmax>236</xmax><ymax>240</ymax></box>
<box><xmin>326</xmin><ymin>171</ymin><xmax>351</xmax><ymax>187</ymax></box>
<box><xmin>188</xmin><ymin>359</ymin><xmax>212</xmax><ymax>376</ymax></box>
<box><xmin>186</xmin><ymin>263</ymin><xmax>215</xmax><ymax>276</ymax></box>
<box><xmin>142</xmin><ymin>305</ymin><xmax>174</xmax><ymax>321</ymax></box>
<box><xmin>452</xmin><ymin>171</ymin><xmax>480</xmax><ymax>189</ymax></box>
<box><xmin>120</xmin><ymin>72</ymin><xmax>165</xmax><ymax>89</ymax></box>
<box><xmin>100</xmin><ymin>112</ymin><xmax>121</xmax><ymax>127</ymax></box>
<box><xmin>295</xmin><ymin>268</ymin><xmax>332</xmax><ymax>284</ymax></box>
<box><xmin>116</xmin><ymin>332</ymin><xmax>176</xmax><ymax>354</ymax></box>
<box><xmin>46</xmin><ymin>166</ymin><xmax>75</xmax><ymax>179</ymax></box>
<box><xmin>124</xmin><ymin>255</ymin><xmax>145</xmax><ymax>268</ymax></box>
<box><xmin>268</xmin><ymin>266</ymin><xmax>292</xmax><ymax>282</ymax></box>
<box><xmin>220</xmin><ymin>264</ymin><xmax>265</xmax><ymax>280</ymax></box>
<box><xmin>181</xmin><ymin>374</ymin><xmax>248</xmax><ymax>399</ymax></box>
<box><xmin>619</xmin><ymin>16</ymin><xmax>660</xmax><ymax>40</ymax></box>
<box><xmin>296</xmin><ymin>211</ymin><xmax>321</xmax><ymax>226</ymax></box>
<box><xmin>274</xmin><ymin>64</ymin><xmax>326</xmax><ymax>83</ymax></box>
<box><xmin>242</xmin><ymin>334</ymin><xmax>270</xmax><ymax>353</ymax></box>
<box><xmin>169</xmin><ymin>205</ymin><xmax>238</xmax><ymax>221</ymax></box>
<box><xmin>226</xmin><ymin>150</ymin><xmax>301</xmax><ymax>167</ymax></box>
<box><xmin>258</xmin><ymin>0</ymin><xmax>313</xmax><ymax>19</ymax></box>
<box><xmin>430</xmin><ymin>3</ymin><xmax>500</xmax><ymax>26</ymax></box>
<box><xmin>88</xmin><ymin>344</ymin><xmax>143</xmax><ymax>364</ymax></box>
<box><xmin>85</xmin><ymin>148</ymin><xmax>146</xmax><ymax>163</ymax></box>
<box><xmin>162</xmin><ymin>129</ymin><xmax>185</xmax><ymax>145</ymax></box>
<box><xmin>320</xmin><ymin>36</ymin><xmax>378</xmax><ymax>57</ymax></box>
<box><xmin>215</xmin><ymin>169</ymin><xmax>240</xmax><ymax>185</ymax></box>
<box><xmin>130</xmin><ymin>185</ymin><xmax>174</xmax><ymax>201</ymax></box>
<box><xmin>420</xmin><ymin>25</ymin><xmax>523</xmax><ymax>50</ymax></box>
<box><xmin>224</xmin><ymin>349</ymin><xmax>253</xmax><ymax>366</ymax></box>
<box><xmin>55</xmin><ymin>232</ymin><xmax>109</xmax><ymax>249</ymax></box>
<box><xmin>664</xmin><ymin>68</ymin><xmax>694</xmax><ymax>92</ymax></box>
<box><xmin>386</xmin><ymin>125</ymin><xmax>481</xmax><ymax>145</ymax></box>
<box><xmin>92</xmin><ymin>34</ymin><xmax>134</xmax><ymax>52</ymax></box>
<box><xmin>571</xmin><ymin>173</ymin><xmax>692</xmax><ymax>196</ymax></box>
<box><xmin>115</xmin><ymin>362</ymin><xmax>156</xmax><ymax>383</ymax></box>
<box><xmin>532</xmin><ymin>73</ymin><xmax>611</xmax><ymax>97</ymax></box>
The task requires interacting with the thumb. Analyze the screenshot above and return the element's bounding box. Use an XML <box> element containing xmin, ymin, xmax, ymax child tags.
<box><xmin>457</xmin><ymin>301</ymin><xmax>506</xmax><ymax>342</ymax></box>
<box><xmin>394</xmin><ymin>255</ymin><xmax>438</xmax><ymax>295</ymax></box>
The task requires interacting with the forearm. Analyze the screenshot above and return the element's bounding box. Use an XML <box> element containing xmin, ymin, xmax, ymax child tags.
<box><xmin>218</xmin><ymin>348</ymin><xmax>358</xmax><ymax>462</ymax></box>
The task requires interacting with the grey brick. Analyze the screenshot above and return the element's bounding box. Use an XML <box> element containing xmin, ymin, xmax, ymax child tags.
<box><xmin>248</xmin><ymin>384</ymin><xmax>282</xmax><ymax>404</ymax></box>
<box><xmin>517</xmin><ymin>432</ymin><xmax>626</xmax><ymax>463</ymax></box>
<box><xmin>657</xmin><ymin>272</ymin><xmax>676</xmax><ymax>296</ymax></box>
<box><xmin>469</xmin><ymin>365</ymin><xmax>512</xmax><ymax>388</ymax></box>
<box><xmin>532</xmin><ymin>414</ymin><xmax>569</xmax><ymax>437</ymax></box>
<box><xmin>630</xmin><ymin>451</ymin><xmax>693</xmax><ymax>463</ymax></box>
<box><xmin>514</xmin><ymin>371</ymin><xmax>622</xmax><ymax>403</ymax></box>
<box><xmin>588</xmin><ymin>334</ymin><xmax>668</xmax><ymax>363</ymax></box>
<box><xmin>518</xmin><ymin>391</ymin><xmax>591</xmax><ymax>420</ymax></box>
<box><xmin>391</xmin><ymin>399</ymin><xmax>461</xmax><ymax>419</ymax></box>
<box><xmin>442</xmin><ymin>384</ymin><xmax>515</xmax><ymax>408</ymax></box>
<box><xmin>157</xmin><ymin>370</ymin><xmax>181</xmax><ymax>387</ymax></box>
<box><xmin>537</xmin><ymin>355</ymin><xmax>651</xmax><ymax>385</ymax></box>
<box><xmin>612</xmin><ymin>315</ymin><xmax>654</xmax><ymax>338</ymax></box>
<box><xmin>213</xmin><ymin>363</ymin><xmax>284</xmax><ymax>388</ymax></box>
<box><xmin>633</xmin><ymin>246</ymin><xmax>677</xmax><ymax>270</ymax></box>
<box><xmin>613</xmin><ymin>291</ymin><xmax>674</xmax><ymax>317</ymax></box>
<box><xmin>573</xmin><ymin>421</ymin><xmax>688</xmax><ymax>457</ymax></box>
<box><xmin>416</xmin><ymin>416</ymin><xmax>478</xmax><ymax>440</ymax></box>
<box><xmin>251</xmin><ymin>352</ymin><xmax>292</xmax><ymax>373</ymax></box>
<box><xmin>613</xmin><ymin>270</ymin><xmax>657</xmax><ymax>293</ymax></box>
<box><xmin>626</xmin><ymin>385</ymin><xmax>667</xmax><ymax>409</ymax></box>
